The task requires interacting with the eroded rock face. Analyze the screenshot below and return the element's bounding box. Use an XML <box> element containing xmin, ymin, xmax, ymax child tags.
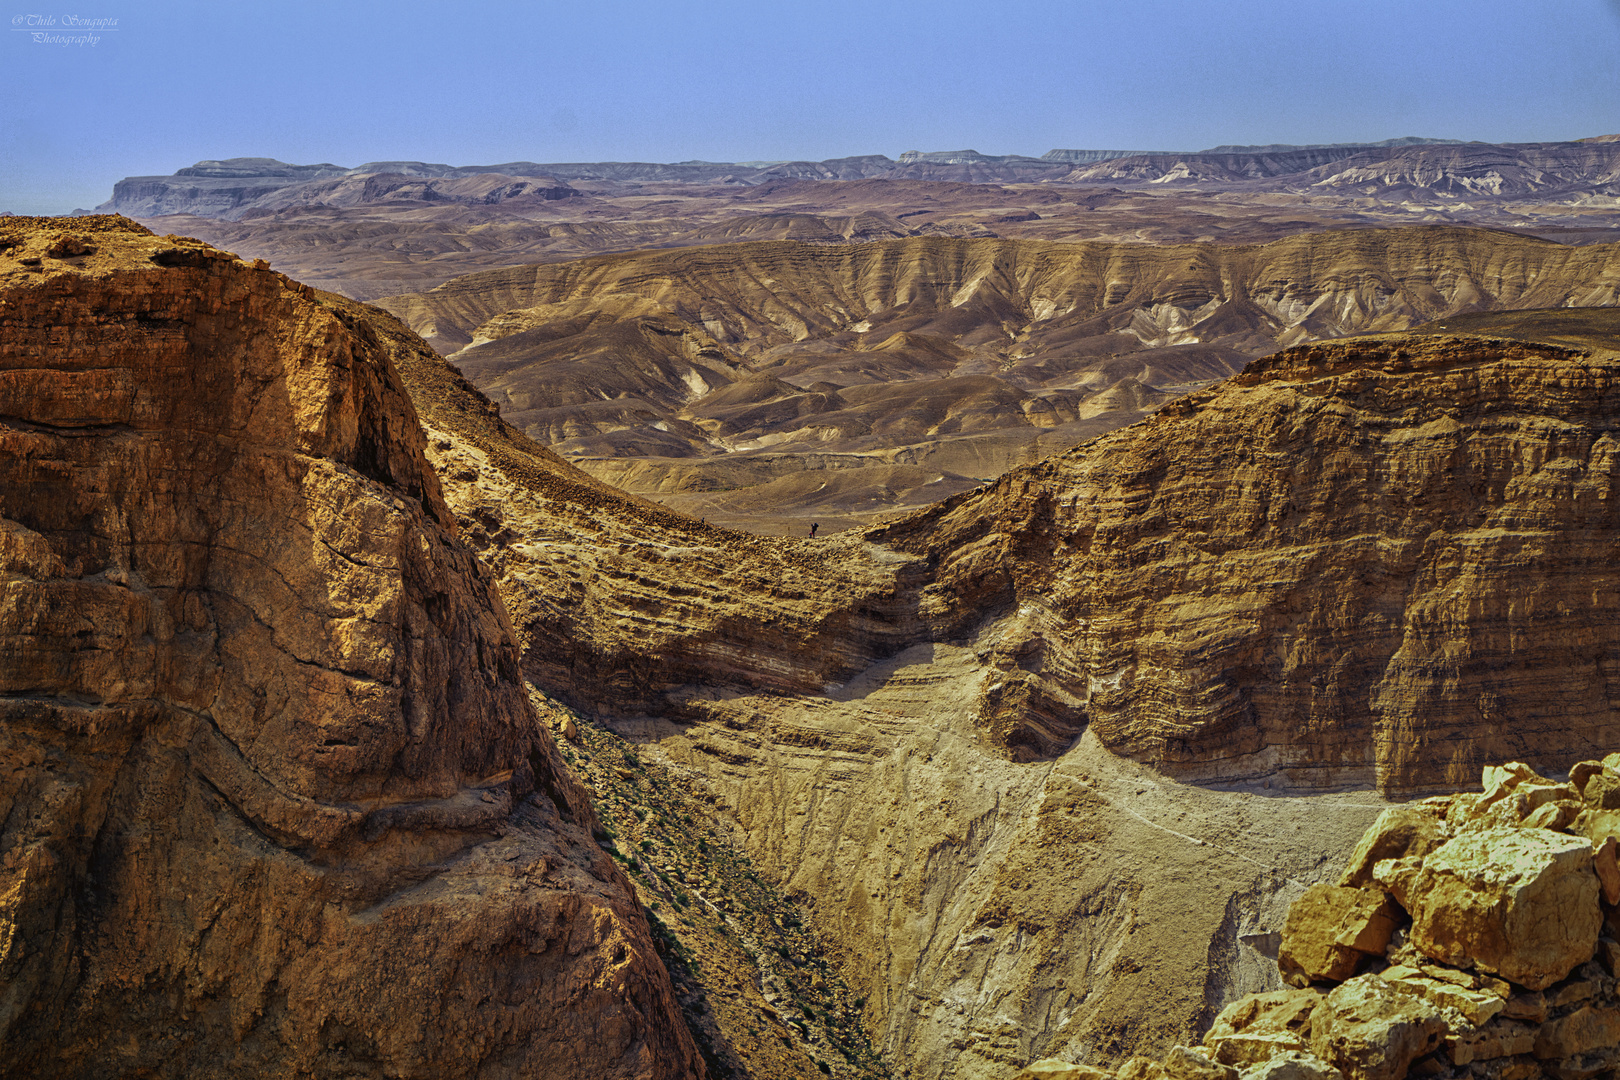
<box><xmin>1278</xmin><ymin>886</ymin><xmax>1398</xmax><ymax>987</ymax></box>
<box><xmin>0</xmin><ymin>218</ymin><xmax>701</xmax><ymax>1079</ymax></box>
<box><xmin>371</xmin><ymin>277</ymin><xmax>1620</xmax><ymax>1076</ymax></box>
<box><xmin>880</xmin><ymin>333</ymin><xmax>1620</xmax><ymax>793</ymax></box>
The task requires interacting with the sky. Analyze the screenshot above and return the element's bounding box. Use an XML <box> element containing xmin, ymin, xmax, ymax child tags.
<box><xmin>2</xmin><ymin>0</ymin><xmax>1618</xmax><ymax>214</ymax></box>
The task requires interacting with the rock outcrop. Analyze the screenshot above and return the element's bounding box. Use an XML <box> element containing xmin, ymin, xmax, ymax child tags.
<box><xmin>0</xmin><ymin>217</ymin><xmax>702</xmax><ymax>1079</ymax></box>
<box><xmin>1014</xmin><ymin>759</ymin><xmax>1620</xmax><ymax>1080</ymax></box>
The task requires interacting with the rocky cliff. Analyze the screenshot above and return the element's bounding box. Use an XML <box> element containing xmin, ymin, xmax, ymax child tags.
<box><xmin>879</xmin><ymin>330</ymin><xmax>1620</xmax><ymax>791</ymax></box>
<box><xmin>1060</xmin><ymin>140</ymin><xmax>1620</xmax><ymax>196</ymax></box>
<box><xmin>0</xmin><ymin>217</ymin><xmax>702</xmax><ymax>1079</ymax></box>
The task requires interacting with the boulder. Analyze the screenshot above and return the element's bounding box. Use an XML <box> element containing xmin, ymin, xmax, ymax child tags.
<box><xmin>1338</xmin><ymin>803</ymin><xmax>1450</xmax><ymax>888</ymax></box>
<box><xmin>1204</xmin><ymin>988</ymin><xmax>1324</xmax><ymax>1066</ymax></box>
<box><xmin>1278</xmin><ymin>885</ymin><xmax>1400</xmax><ymax>987</ymax></box>
<box><xmin>1308</xmin><ymin>974</ymin><xmax>1447</xmax><ymax>1080</ymax></box>
<box><xmin>1161</xmin><ymin>1046</ymin><xmax>1236</xmax><ymax>1080</ymax></box>
<box><xmin>1572</xmin><ymin>755</ymin><xmax>1620</xmax><ymax>814</ymax></box>
<box><xmin>1449</xmin><ymin>763</ymin><xmax>1581</xmax><ymax>833</ymax></box>
<box><xmin>1575</xmin><ymin>808</ymin><xmax>1620</xmax><ymax>847</ymax></box>
<box><xmin>1571</xmin><ymin>761</ymin><xmax>1620</xmax><ymax>810</ymax></box>
<box><xmin>1595</xmin><ymin>836</ymin><xmax>1620</xmax><ymax>905</ymax></box>
<box><xmin>1234</xmin><ymin>1052</ymin><xmax>1342</xmax><ymax>1079</ymax></box>
<box><xmin>1531</xmin><ymin>1004</ymin><xmax>1620</xmax><ymax>1060</ymax></box>
<box><xmin>1380</xmin><ymin>827</ymin><xmax>1600</xmax><ymax>990</ymax></box>
<box><xmin>1524</xmin><ymin>800</ymin><xmax>1582</xmax><ymax>831</ymax></box>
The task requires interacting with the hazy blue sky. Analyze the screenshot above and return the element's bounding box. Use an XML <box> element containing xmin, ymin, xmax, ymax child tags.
<box><xmin>2</xmin><ymin>0</ymin><xmax>1618</xmax><ymax>213</ymax></box>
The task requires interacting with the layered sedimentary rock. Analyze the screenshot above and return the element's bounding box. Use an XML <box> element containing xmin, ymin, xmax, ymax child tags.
<box><xmin>881</xmin><ymin>331</ymin><xmax>1620</xmax><ymax>792</ymax></box>
<box><xmin>377</xmin><ymin>227</ymin><xmax>1620</xmax><ymax>530</ymax></box>
<box><xmin>1016</xmin><ymin>758</ymin><xmax>1620</xmax><ymax>1080</ymax></box>
<box><xmin>409</xmin><ymin>319</ymin><xmax>1620</xmax><ymax>793</ymax></box>
<box><xmin>0</xmin><ymin>218</ymin><xmax>701</xmax><ymax>1079</ymax></box>
<box><xmin>342</xmin><ymin>274</ymin><xmax>1389</xmax><ymax>1077</ymax></box>
<box><xmin>385</xmin><ymin>227</ymin><xmax>1620</xmax><ymax>358</ymax></box>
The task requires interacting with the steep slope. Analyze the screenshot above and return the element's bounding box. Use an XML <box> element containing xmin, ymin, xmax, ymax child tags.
<box><xmin>0</xmin><ymin>218</ymin><xmax>702</xmax><ymax>1079</ymax></box>
<box><xmin>379</xmin><ymin>227</ymin><xmax>1620</xmax><ymax>531</ymax></box>
<box><xmin>350</xmin><ymin>284</ymin><xmax>1388</xmax><ymax>1078</ymax></box>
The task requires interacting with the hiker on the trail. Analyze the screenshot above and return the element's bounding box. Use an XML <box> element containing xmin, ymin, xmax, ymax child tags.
<box><xmin>809</xmin><ymin>522</ymin><xmax>818</xmax><ymax>538</ymax></box>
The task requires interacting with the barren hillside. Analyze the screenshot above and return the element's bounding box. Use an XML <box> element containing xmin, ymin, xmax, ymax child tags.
<box><xmin>378</xmin><ymin>227</ymin><xmax>1620</xmax><ymax>531</ymax></box>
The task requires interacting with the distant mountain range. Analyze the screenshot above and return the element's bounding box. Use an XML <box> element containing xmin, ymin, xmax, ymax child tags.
<box><xmin>90</xmin><ymin>137</ymin><xmax>1620</xmax><ymax>220</ymax></box>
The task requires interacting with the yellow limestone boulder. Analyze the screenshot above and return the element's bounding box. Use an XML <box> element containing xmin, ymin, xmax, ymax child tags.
<box><xmin>1337</xmin><ymin>803</ymin><xmax>1451</xmax><ymax>889</ymax></box>
<box><xmin>1308</xmin><ymin>974</ymin><xmax>1447</xmax><ymax>1080</ymax></box>
<box><xmin>1202</xmin><ymin>988</ymin><xmax>1324</xmax><ymax>1067</ymax></box>
<box><xmin>1278</xmin><ymin>885</ymin><xmax>1400</xmax><ymax>987</ymax></box>
<box><xmin>1378</xmin><ymin>827</ymin><xmax>1600</xmax><ymax>991</ymax></box>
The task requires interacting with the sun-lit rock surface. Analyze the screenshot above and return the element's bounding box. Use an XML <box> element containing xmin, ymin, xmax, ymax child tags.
<box><xmin>0</xmin><ymin>217</ymin><xmax>701</xmax><ymax>1080</ymax></box>
<box><xmin>349</xmin><ymin>277</ymin><xmax>1620</xmax><ymax>1076</ymax></box>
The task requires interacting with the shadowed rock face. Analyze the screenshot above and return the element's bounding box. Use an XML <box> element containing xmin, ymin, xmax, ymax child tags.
<box><xmin>0</xmin><ymin>217</ymin><xmax>702</xmax><ymax>1080</ymax></box>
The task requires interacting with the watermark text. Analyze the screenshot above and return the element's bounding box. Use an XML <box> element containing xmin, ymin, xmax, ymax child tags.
<box><xmin>11</xmin><ymin>13</ymin><xmax>119</xmax><ymax>45</ymax></box>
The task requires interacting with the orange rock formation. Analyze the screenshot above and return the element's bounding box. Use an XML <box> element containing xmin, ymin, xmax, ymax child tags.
<box><xmin>0</xmin><ymin>217</ymin><xmax>702</xmax><ymax>1079</ymax></box>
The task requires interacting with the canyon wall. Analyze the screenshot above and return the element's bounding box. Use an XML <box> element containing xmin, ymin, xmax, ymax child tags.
<box><xmin>0</xmin><ymin>218</ymin><xmax>701</xmax><ymax>1079</ymax></box>
<box><xmin>879</xmin><ymin>333</ymin><xmax>1620</xmax><ymax>792</ymax></box>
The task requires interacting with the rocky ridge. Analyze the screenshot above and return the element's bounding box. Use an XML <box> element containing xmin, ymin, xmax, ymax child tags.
<box><xmin>0</xmin><ymin>217</ymin><xmax>701</xmax><ymax>1079</ymax></box>
<box><xmin>1011</xmin><ymin>757</ymin><xmax>1620</xmax><ymax>1080</ymax></box>
<box><xmin>378</xmin><ymin>227</ymin><xmax>1620</xmax><ymax>531</ymax></box>
<box><xmin>1060</xmin><ymin>141</ymin><xmax>1620</xmax><ymax>197</ymax></box>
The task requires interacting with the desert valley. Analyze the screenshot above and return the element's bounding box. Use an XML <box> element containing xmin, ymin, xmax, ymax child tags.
<box><xmin>8</xmin><ymin>117</ymin><xmax>1620</xmax><ymax>1080</ymax></box>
